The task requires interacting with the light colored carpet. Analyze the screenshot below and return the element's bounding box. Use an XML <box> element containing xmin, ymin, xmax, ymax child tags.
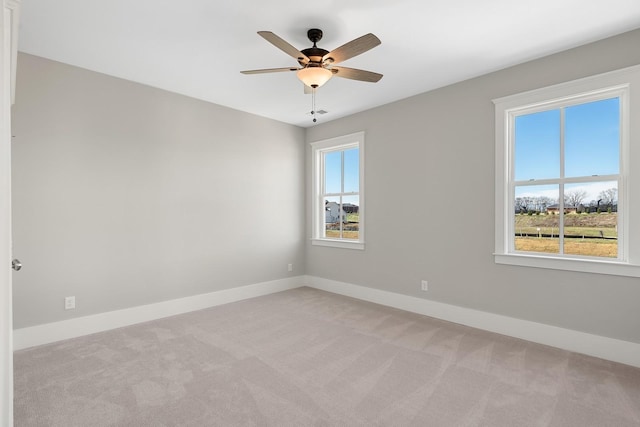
<box><xmin>14</xmin><ymin>287</ymin><xmax>640</xmax><ymax>426</ymax></box>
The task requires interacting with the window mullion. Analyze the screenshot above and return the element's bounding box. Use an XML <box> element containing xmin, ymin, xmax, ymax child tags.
<box><xmin>320</xmin><ymin>151</ymin><xmax>326</xmax><ymax>238</ymax></box>
<box><xmin>508</xmin><ymin>113</ymin><xmax>516</xmax><ymax>253</ymax></box>
<box><xmin>558</xmin><ymin>107</ymin><xmax>565</xmax><ymax>254</ymax></box>
<box><xmin>340</xmin><ymin>151</ymin><xmax>345</xmax><ymax>194</ymax></box>
<box><xmin>338</xmin><ymin>195</ymin><xmax>343</xmax><ymax>238</ymax></box>
<box><xmin>339</xmin><ymin>151</ymin><xmax>344</xmax><ymax>238</ymax></box>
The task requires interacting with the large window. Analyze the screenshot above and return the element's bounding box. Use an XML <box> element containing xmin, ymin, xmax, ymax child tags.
<box><xmin>494</xmin><ymin>65</ymin><xmax>640</xmax><ymax>277</ymax></box>
<box><xmin>311</xmin><ymin>132</ymin><xmax>364</xmax><ymax>250</ymax></box>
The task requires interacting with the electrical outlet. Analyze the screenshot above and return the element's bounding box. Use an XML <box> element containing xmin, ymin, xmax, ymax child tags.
<box><xmin>288</xmin><ymin>263</ymin><xmax>293</xmax><ymax>272</ymax></box>
<box><xmin>421</xmin><ymin>280</ymin><xmax>428</xmax><ymax>291</ymax></box>
<box><xmin>65</xmin><ymin>296</ymin><xmax>76</xmax><ymax>310</ymax></box>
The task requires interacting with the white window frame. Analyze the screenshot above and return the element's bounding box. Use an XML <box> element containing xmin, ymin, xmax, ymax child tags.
<box><xmin>494</xmin><ymin>65</ymin><xmax>640</xmax><ymax>277</ymax></box>
<box><xmin>311</xmin><ymin>132</ymin><xmax>365</xmax><ymax>250</ymax></box>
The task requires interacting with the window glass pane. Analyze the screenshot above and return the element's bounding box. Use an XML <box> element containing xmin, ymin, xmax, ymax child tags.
<box><xmin>324</xmin><ymin>151</ymin><xmax>342</xmax><ymax>194</ymax></box>
<box><xmin>565</xmin><ymin>98</ymin><xmax>619</xmax><ymax>177</ymax></box>
<box><xmin>514</xmin><ymin>110</ymin><xmax>560</xmax><ymax>181</ymax></box>
<box><xmin>323</xmin><ymin>196</ymin><xmax>343</xmax><ymax>238</ymax></box>
<box><xmin>514</xmin><ymin>185</ymin><xmax>559</xmax><ymax>254</ymax></box>
<box><xmin>342</xmin><ymin>195</ymin><xmax>359</xmax><ymax>240</ymax></box>
<box><xmin>343</xmin><ymin>148</ymin><xmax>359</xmax><ymax>193</ymax></box>
<box><xmin>563</xmin><ymin>182</ymin><xmax>618</xmax><ymax>258</ymax></box>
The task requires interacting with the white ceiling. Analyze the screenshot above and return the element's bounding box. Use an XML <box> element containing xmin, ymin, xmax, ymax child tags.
<box><xmin>17</xmin><ymin>0</ymin><xmax>640</xmax><ymax>128</ymax></box>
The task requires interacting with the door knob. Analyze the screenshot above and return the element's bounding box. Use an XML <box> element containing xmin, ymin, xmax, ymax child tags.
<box><xmin>12</xmin><ymin>259</ymin><xmax>22</xmax><ymax>271</ymax></box>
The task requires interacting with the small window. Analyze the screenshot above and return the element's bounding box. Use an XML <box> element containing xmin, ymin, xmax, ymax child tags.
<box><xmin>311</xmin><ymin>132</ymin><xmax>364</xmax><ymax>250</ymax></box>
<box><xmin>494</xmin><ymin>65</ymin><xmax>640</xmax><ymax>277</ymax></box>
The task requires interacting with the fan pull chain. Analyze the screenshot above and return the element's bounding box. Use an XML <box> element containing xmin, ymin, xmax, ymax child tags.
<box><xmin>311</xmin><ymin>86</ymin><xmax>317</xmax><ymax>123</ymax></box>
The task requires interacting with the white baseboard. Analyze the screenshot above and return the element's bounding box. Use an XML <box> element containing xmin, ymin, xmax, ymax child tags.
<box><xmin>305</xmin><ymin>275</ymin><xmax>640</xmax><ymax>368</ymax></box>
<box><xmin>13</xmin><ymin>276</ymin><xmax>305</xmax><ymax>351</ymax></box>
<box><xmin>15</xmin><ymin>274</ymin><xmax>640</xmax><ymax>368</ymax></box>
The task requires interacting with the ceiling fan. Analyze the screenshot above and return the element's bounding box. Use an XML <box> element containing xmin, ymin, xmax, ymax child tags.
<box><xmin>241</xmin><ymin>29</ymin><xmax>383</xmax><ymax>91</ymax></box>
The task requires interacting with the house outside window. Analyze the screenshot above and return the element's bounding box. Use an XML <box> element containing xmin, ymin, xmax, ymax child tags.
<box><xmin>311</xmin><ymin>132</ymin><xmax>365</xmax><ymax>250</ymax></box>
<box><xmin>493</xmin><ymin>65</ymin><xmax>640</xmax><ymax>277</ymax></box>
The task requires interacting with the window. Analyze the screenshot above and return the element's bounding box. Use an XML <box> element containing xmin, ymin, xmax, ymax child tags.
<box><xmin>494</xmin><ymin>65</ymin><xmax>640</xmax><ymax>277</ymax></box>
<box><xmin>311</xmin><ymin>132</ymin><xmax>364</xmax><ymax>250</ymax></box>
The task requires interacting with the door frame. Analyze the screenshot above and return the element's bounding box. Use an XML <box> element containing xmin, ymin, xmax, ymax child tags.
<box><xmin>1</xmin><ymin>1</ymin><xmax>20</xmax><ymax>425</ymax></box>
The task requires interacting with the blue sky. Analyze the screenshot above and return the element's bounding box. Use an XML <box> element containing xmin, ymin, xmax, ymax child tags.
<box><xmin>514</xmin><ymin>97</ymin><xmax>619</xmax><ymax>202</ymax></box>
<box><xmin>324</xmin><ymin>148</ymin><xmax>359</xmax><ymax>198</ymax></box>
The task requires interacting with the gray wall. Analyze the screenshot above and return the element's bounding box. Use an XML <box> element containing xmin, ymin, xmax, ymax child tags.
<box><xmin>13</xmin><ymin>29</ymin><xmax>640</xmax><ymax>344</ymax></box>
<box><xmin>12</xmin><ymin>53</ymin><xmax>305</xmax><ymax>329</ymax></box>
<box><xmin>306</xmin><ymin>28</ymin><xmax>640</xmax><ymax>344</ymax></box>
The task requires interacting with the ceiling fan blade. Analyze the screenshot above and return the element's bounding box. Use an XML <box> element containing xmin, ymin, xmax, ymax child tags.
<box><xmin>331</xmin><ymin>66</ymin><xmax>383</xmax><ymax>83</ymax></box>
<box><xmin>241</xmin><ymin>67</ymin><xmax>299</xmax><ymax>75</ymax></box>
<box><xmin>323</xmin><ymin>33</ymin><xmax>381</xmax><ymax>65</ymax></box>
<box><xmin>258</xmin><ymin>31</ymin><xmax>309</xmax><ymax>64</ymax></box>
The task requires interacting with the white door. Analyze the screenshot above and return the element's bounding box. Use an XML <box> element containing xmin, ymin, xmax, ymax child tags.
<box><xmin>1</xmin><ymin>1</ymin><xmax>20</xmax><ymax>426</ymax></box>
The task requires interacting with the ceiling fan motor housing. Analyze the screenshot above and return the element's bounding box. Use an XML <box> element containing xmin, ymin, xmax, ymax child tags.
<box><xmin>307</xmin><ymin>28</ymin><xmax>323</xmax><ymax>44</ymax></box>
<box><xmin>299</xmin><ymin>47</ymin><xmax>329</xmax><ymax>66</ymax></box>
<box><xmin>299</xmin><ymin>29</ymin><xmax>329</xmax><ymax>66</ymax></box>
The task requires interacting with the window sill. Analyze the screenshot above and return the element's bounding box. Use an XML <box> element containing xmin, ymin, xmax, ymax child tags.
<box><xmin>494</xmin><ymin>253</ymin><xmax>640</xmax><ymax>278</ymax></box>
<box><xmin>312</xmin><ymin>238</ymin><xmax>365</xmax><ymax>250</ymax></box>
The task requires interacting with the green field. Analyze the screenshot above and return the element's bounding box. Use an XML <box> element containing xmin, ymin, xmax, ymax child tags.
<box><xmin>326</xmin><ymin>212</ymin><xmax>359</xmax><ymax>239</ymax></box>
<box><xmin>515</xmin><ymin>212</ymin><xmax>617</xmax><ymax>257</ymax></box>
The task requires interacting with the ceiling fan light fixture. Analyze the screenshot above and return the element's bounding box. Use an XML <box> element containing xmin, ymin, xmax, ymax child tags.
<box><xmin>297</xmin><ymin>67</ymin><xmax>332</xmax><ymax>88</ymax></box>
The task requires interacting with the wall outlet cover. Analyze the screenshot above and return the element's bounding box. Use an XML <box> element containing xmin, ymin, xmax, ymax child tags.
<box><xmin>64</xmin><ymin>296</ymin><xmax>76</xmax><ymax>310</ymax></box>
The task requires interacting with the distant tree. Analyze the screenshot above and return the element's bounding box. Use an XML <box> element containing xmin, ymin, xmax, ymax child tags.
<box><xmin>565</xmin><ymin>189</ymin><xmax>587</xmax><ymax>208</ymax></box>
<box><xmin>514</xmin><ymin>197</ymin><xmax>528</xmax><ymax>213</ymax></box>
<box><xmin>582</xmin><ymin>200</ymin><xmax>597</xmax><ymax>214</ymax></box>
<box><xmin>598</xmin><ymin>188</ymin><xmax>617</xmax><ymax>207</ymax></box>
<box><xmin>535</xmin><ymin>196</ymin><xmax>554</xmax><ymax>212</ymax></box>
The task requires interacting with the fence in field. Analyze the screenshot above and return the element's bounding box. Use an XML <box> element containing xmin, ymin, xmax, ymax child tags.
<box><xmin>515</xmin><ymin>231</ymin><xmax>617</xmax><ymax>240</ymax></box>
